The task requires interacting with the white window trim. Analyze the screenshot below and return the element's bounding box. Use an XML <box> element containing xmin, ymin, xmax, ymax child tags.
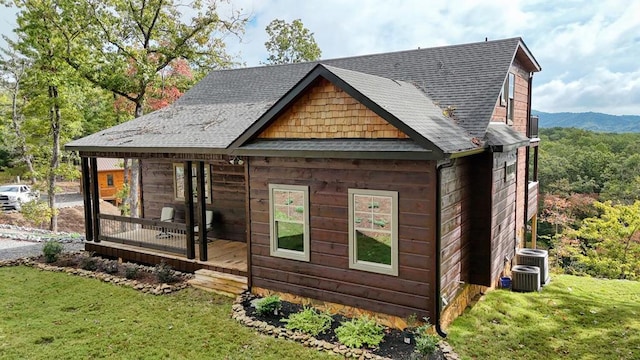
<box><xmin>269</xmin><ymin>184</ymin><xmax>310</xmax><ymax>262</ymax></box>
<box><xmin>348</xmin><ymin>189</ymin><xmax>399</xmax><ymax>276</ymax></box>
<box><xmin>173</xmin><ymin>163</ymin><xmax>212</xmax><ymax>204</ymax></box>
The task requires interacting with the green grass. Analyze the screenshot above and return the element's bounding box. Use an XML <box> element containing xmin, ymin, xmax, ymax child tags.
<box><xmin>276</xmin><ymin>221</ymin><xmax>304</xmax><ymax>251</ymax></box>
<box><xmin>0</xmin><ymin>266</ymin><xmax>336</xmax><ymax>360</ymax></box>
<box><xmin>447</xmin><ymin>274</ymin><xmax>640</xmax><ymax>360</ymax></box>
<box><xmin>356</xmin><ymin>231</ymin><xmax>391</xmax><ymax>265</ymax></box>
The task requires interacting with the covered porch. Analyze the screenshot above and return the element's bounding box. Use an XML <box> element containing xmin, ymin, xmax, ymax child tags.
<box><xmin>79</xmin><ymin>154</ymin><xmax>249</xmax><ymax>276</ymax></box>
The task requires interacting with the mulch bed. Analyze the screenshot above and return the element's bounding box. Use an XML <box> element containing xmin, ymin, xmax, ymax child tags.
<box><xmin>42</xmin><ymin>251</ymin><xmax>189</xmax><ymax>285</ymax></box>
<box><xmin>241</xmin><ymin>293</ymin><xmax>433</xmax><ymax>360</ymax></box>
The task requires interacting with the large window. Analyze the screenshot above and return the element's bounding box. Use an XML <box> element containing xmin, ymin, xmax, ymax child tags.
<box><xmin>269</xmin><ymin>184</ymin><xmax>310</xmax><ymax>261</ymax></box>
<box><xmin>174</xmin><ymin>163</ymin><xmax>211</xmax><ymax>204</ymax></box>
<box><xmin>348</xmin><ymin>189</ymin><xmax>398</xmax><ymax>276</ymax></box>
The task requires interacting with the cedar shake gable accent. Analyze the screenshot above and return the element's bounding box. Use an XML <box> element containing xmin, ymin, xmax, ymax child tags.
<box><xmin>233</xmin><ymin>64</ymin><xmax>477</xmax><ymax>157</ymax></box>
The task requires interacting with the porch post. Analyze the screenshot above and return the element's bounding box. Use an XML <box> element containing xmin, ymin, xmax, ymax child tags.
<box><xmin>89</xmin><ymin>157</ymin><xmax>100</xmax><ymax>242</ymax></box>
<box><xmin>81</xmin><ymin>157</ymin><xmax>93</xmax><ymax>241</ymax></box>
<box><xmin>196</xmin><ymin>161</ymin><xmax>208</xmax><ymax>261</ymax></box>
<box><xmin>184</xmin><ymin>161</ymin><xmax>195</xmax><ymax>259</ymax></box>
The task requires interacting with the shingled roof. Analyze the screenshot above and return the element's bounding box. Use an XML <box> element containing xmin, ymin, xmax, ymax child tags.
<box><xmin>66</xmin><ymin>37</ymin><xmax>540</xmax><ymax>157</ymax></box>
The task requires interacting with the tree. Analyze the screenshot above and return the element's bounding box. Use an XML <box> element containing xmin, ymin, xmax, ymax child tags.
<box><xmin>44</xmin><ymin>0</ymin><xmax>247</xmax><ymax>217</ymax></box>
<box><xmin>571</xmin><ymin>201</ymin><xmax>640</xmax><ymax>279</ymax></box>
<box><xmin>0</xmin><ymin>47</ymin><xmax>37</xmax><ymax>183</ymax></box>
<box><xmin>4</xmin><ymin>0</ymin><xmax>86</xmax><ymax>231</ymax></box>
<box><xmin>264</xmin><ymin>19</ymin><xmax>321</xmax><ymax>64</ymax></box>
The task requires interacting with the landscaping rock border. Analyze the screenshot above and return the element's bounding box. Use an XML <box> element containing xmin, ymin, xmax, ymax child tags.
<box><xmin>230</xmin><ymin>292</ymin><xmax>461</xmax><ymax>360</ymax></box>
<box><xmin>0</xmin><ymin>253</ymin><xmax>190</xmax><ymax>295</ymax></box>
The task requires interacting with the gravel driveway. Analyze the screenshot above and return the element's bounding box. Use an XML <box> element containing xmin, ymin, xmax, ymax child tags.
<box><xmin>0</xmin><ymin>224</ymin><xmax>85</xmax><ymax>261</ymax></box>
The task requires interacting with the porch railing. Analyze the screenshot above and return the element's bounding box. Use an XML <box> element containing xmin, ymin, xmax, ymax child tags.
<box><xmin>527</xmin><ymin>181</ymin><xmax>539</xmax><ymax>221</ymax></box>
<box><xmin>98</xmin><ymin>214</ymin><xmax>188</xmax><ymax>255</ymax></box>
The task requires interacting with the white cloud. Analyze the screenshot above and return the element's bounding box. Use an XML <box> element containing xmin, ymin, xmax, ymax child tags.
<box><xmin>2</xmin><ymin>0</ymin><xmax>640</xmax><ymax>114</ymax></box>
<box><xmin>534</xmin><ymin>67</ymin><xmax>640</xmax><ymax>115</ymax></box>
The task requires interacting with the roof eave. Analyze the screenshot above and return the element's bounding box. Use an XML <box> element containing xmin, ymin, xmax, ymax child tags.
<box><xmin>231</xmin><ymin>148</ymin><xmax>442</xmax><ymax>161</ymax></box>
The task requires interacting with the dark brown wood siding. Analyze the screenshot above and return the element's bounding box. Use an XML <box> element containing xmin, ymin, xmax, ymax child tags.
<box><xmin>439</xmin><ymin>157</ymin><xmax>473</xmax><ymax>302</ymax></box>
<box><xmin>141</xmin><ymin>158</ymin><xmax>246</xmax><ymax>242</ymax></box>
<box><xmin>249</xmin><ymin>157</ymin><xmax>437</xmax><ymax>318</ymax></box>
<box><xmin>489</xmin><ymin>151</ymin><xmax>518</xmax><ymax>282</ymax></box>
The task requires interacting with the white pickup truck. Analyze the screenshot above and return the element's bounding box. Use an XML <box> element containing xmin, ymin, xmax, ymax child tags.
<box><xmin>0</xmin><ymin>184</ymin><xmax>39</xmax><ymax>211</ymax></box>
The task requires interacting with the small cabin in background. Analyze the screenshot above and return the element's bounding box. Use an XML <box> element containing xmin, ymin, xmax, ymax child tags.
<box><xmin>96</xmin><ymin>158</ymin><xmax>125</xmax><ymax>204</ymax></box>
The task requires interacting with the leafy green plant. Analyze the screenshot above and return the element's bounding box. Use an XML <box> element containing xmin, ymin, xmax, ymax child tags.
<box><xmin>154</xmin><ymin>261</ymin><xmax>176</xmax><ymax>283</ymax></box>
<box><xmin>255</xmin><ymin>295</ymin><xmax>281</xmax><ymax>316</ymax></box>
<box><xmin>368</xmin><ymin>201</ymin><xmax>380</xmax><ymax>209</ymax></box>
<box><xmin>124</xmin><ymin>264</ymin><xmax>139</xmax><ymax>279</ymax></box>
<box><xmin>42</xmin><ymin>241</ymin><xmax>63</xmax><ymax>263</ymax></box>
<box><xmin>335</xmin><ymin>315</ymin><xmax>384</xmax><ymax>348</ymax></box>
<box><xmin>282</xmin><ymin>307</ymin><xmax>333</xmax><ymax>336</ymax></box>
<box><xmin>21</xmin><ymin>200</ymin><xmax>57</xmax><ymax>229</ymax></box>
<box><xmin>413</xmin><ymin>318</ymin><xmax>439</xmax><ymax>356</ymax></box>
<box><xmin>294</xmin><ymin>206</ymin><xmax>304</xmax><ymax>213</ymax></box>
<box><xmin>80</xmin><ymin>257</ymin><xmax>98</xmax><ymax>271</ymax></box>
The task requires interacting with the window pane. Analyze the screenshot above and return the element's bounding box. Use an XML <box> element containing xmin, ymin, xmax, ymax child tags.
<box><xmin>352</xmin><ymin>192</ymin><xmax>394</xmax><ymax>267</ymax></box>
<box><xmin>356</xmin><ymin>230</ymin><xmax>392</xmax><ymax>265</ymax></box>
<box><xmin>276</xmin><ymin>221</ymin><xmax>304</xmax><ymax>251</ymax></box>
<box><xmin>174</xmin><ymin>165</ymin><xmax>185</xmax><ymax>199</ymax></box>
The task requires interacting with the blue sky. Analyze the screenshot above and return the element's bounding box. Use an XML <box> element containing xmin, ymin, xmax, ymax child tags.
<box><xmin>1</xmin><ymin>0</ymin><xmax>639</xmax><ymax>115</ymax></box>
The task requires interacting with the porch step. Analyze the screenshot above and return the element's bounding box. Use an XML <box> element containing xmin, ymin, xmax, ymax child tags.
<box><xmin>188</xmin><ymin>269</ymin><xmax>248</xmax><ymax>297</ymax></box>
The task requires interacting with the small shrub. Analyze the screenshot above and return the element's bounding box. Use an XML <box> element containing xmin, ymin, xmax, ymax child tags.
<box><xmin>42</xmin><ymin>241</ymin><xmax>63</xmax><ymax>263</ymax></box>
<box><xmin>124</xmin><ymin>264</ymin><xmax>139</xmax><ymax>279</ymax></box>
<box><xmin>282</xmin><ymin>307</ymin><xmax>333</xmax><ymax>336</ymax></box>
<box><xmin>255</xmin><ymin>295</ymin><xmax>281</xmax><ymax>316</ymax></box>
<box><xmin>80</xmin><ymin>257</ymin><xmax>98</xmax><ymax>271</ymax></box>
<box><xmin>154</xmin><ymin>261</ymin><xmax>176</xmax><ymax>283</ymax></box>
<box><xmin>335</xmin><ymin>315</ymin><xmax>384</xmax><ymax>349</ymax></box>
<box><xmin>102</xmin><ymin>261</ymin><xmax>119</xmax><ymax>274</ymax></box>
<box><xmin>414</xmin><ymin>318</ymin><xmax>440</xmax><ymax>357</ymax></box>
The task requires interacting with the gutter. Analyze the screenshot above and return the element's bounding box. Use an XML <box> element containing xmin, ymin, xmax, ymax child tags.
<box><xmin>435</xmin><ymin>159</ymin><xmax>455</xmax><ymax>338</ymax></box>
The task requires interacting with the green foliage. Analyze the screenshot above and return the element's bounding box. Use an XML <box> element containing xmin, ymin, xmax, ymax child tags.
<box><xmin>80</xmin><ymin>257</ymin><xmax>98</xmax><ymax>271</ymax></box>
<box><xmin>255</xmin><ymin>295</ymin><xmax>282</xmax><ymax>316</ymax></box>
<box><xmin>124</xmin><ymin>264</ymin><xmax>139</xmax><ymax>279</ymax></box>
<box><xmin>115</xmin><ymin>183</ymin><xmax>130</xmax><ymax>216</ymax></box>
<box><xmin>264</xmin><ymin>19</ymin><xmax>321</xmax><ymax>64</ymax></box>
<box><xmin>20</xmin><ymin>200</ymin><xmax>56</xmax><ymax>228</ymax></box>
<box><xmin>413</xmin><ymin>319</ymin><xmax>439</xmax><ymax>356</ymax></box>
<box><xmin>539</xmin><ymin>128</ymin><xmax>640</xmax><ymax>201</ymax></box>
<box><xmin>42</xmin><ymin>241</ymin><xmax>63</xmax><ymax>263</ymax></box>
<box><xmin>335</xmin><ymin>315</ymin><xmax>384</xmax><ymax>349</ymax></box>
<box><xmin>154</xmin><ymin>261</ymin><xmax>177</xmax><ymax>283</ymax></box>
<box><xmin>567</xmin><ymin>201</ymin><xmax>640</xmax><ymax>279</ymax></box>
<box><xmin>282</xmin><ymin>307</ymin><xmax>333</xmax><ymax>336</ymax></box>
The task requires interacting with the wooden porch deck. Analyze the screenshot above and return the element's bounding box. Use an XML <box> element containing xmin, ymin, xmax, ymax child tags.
<box><xmin>85</xmin><ymin>238</ymin><xmax>247</xmax><ymax>276</ymax></box>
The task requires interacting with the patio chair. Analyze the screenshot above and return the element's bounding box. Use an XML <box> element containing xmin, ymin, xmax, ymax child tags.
<box><xmin>195</xmin><ymin>210</ymin><xmax>214</xmax><ymax>242</ymax></box>
<box><xmin>155</xmin><ymin>207</ymin><xmax>175</xmax><ymax>239</ymax></box>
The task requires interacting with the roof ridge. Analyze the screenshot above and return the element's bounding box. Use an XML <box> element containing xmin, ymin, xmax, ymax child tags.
<box><xmin>214</xmin><ymin>37</ymin><xmax>524</xmax><ymax>73</ymax></box>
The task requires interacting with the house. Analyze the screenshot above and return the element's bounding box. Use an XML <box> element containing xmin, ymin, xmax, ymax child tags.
<box><xmin>95</xmin><ymin>158</ymin><xmax>125</xmax><ymax>204</ymax></box>
<box><xmin>66</xmin><ymin>37</ymin><xmax>541</xmax><ymax>331</ymax></box>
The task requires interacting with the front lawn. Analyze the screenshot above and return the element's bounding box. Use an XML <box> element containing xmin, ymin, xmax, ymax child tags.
<box><xmin>0</xmin><ymin>266</ymin><xmax>336</xmax><ymax>360</ymax></box>
<box><xmin>447</xmin><ymin>274</ymin><xmax>640</xmax><ymax>359</ymax></box>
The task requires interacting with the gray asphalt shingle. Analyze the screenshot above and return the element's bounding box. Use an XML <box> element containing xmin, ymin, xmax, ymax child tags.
<box><xmin>66</xmin><ymin>37</ymin><xmax>529</xmax><ymax>155</ymax></box>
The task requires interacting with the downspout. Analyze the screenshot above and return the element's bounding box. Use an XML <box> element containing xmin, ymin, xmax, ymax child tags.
<box><xmin>435</xmin><ymin>159</ymin><xmax>455</xmax><ymax>338</ymax></box>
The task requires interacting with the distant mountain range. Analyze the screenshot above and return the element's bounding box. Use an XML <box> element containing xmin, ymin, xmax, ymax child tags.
<box><xmin>532</xmin><ymin>110</ymin><xmax>640</xmax><ymax>133</ymax></box>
